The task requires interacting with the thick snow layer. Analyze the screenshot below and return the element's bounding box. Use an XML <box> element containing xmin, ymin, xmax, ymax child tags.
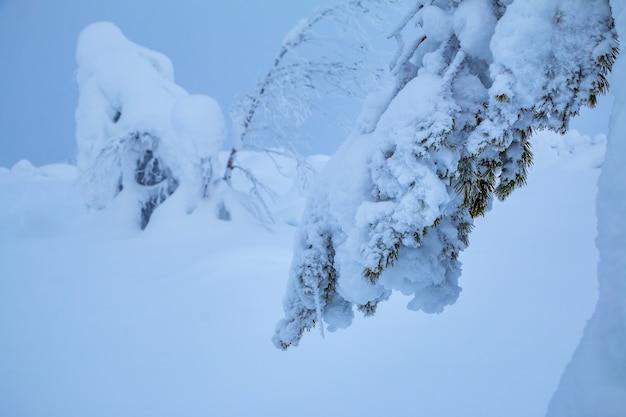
<box><xmin>0</xmin><ymin>133</ymin><xmax>602</xmax><ymax>417</ymax></box>
<box><xmin>489</xmin><ymin>0</ymin><xmax>557</xmax><ymax>109</ymax></box>
<box><xmin>453</xmin><ymin>0</ymin><xmax>497</xmax><ymax>61</ymax></box>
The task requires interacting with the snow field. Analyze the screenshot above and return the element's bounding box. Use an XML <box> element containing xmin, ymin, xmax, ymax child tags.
<box><xmin>0</xmin><ymin>133</ymin><xmax>601</xmax><ymax>417</ymax></box>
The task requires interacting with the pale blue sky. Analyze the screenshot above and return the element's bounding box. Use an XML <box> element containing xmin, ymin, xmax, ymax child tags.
<box><xmin>0</xmin><ymin>0</ymin><xmax>341</xmax><ymax>167</ymax></box>
<box><xmin>0</xmin><ymin>0</ymin><xmax>613</xmax><ymax>167</ymax></box>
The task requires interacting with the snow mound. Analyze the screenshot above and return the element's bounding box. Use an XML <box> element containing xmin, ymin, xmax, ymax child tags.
<box><xmin>75</xmin><ymin>22</ymin><xmax>226</xmax><ymax>227</ymax></box>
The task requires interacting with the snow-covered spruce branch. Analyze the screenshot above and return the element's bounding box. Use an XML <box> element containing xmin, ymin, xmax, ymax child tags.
<box><xmin>274</xmin><ymin>0</ymin><xmax>618</xmax><ymax>349</ymax></box>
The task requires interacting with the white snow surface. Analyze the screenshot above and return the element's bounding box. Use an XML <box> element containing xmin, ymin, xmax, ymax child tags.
<box><xmin>0</xmin><ymin>131</ymin><xmax>603</xmax><ymax>417</ymax></box>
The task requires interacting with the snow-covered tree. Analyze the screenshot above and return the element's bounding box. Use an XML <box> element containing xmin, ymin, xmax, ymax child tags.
<box><xmin>274</xmin><ymin>0</ymin><xmax>618</xmax><ymax>349</ymax></box>
<box><xmin>546</xmin><ymin>0</ymin><xmax>626</xmax><ymax>414</ymax></box>
<box><xmin>75</xmin><ymin>22</ymin><xmax>226</xmax><ymax>229</ymax></box>
<box><xmin>223</xmin><ymin>0</ymin><xmax>400</xmax><ymax>215</ymax></box>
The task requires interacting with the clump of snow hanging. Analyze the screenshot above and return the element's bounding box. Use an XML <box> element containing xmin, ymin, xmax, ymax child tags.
<box><xmin>452</xmin><ymin>0</ymin><xmax>497</xmax><ymax>61</ymax></box>
<box><xmin>75</xmin><ymin>22</ymin><xmax>226</xmax><ymax>224</ymax></box>
<box><xmin>489</xmin><ymin>0</ymin><xmax>557</xmax><ymax>109</ymax></box>
<box><xmin>420</xmin><ymin>6</ymin><xmax>452</xmax><ymax>43</ymax></box>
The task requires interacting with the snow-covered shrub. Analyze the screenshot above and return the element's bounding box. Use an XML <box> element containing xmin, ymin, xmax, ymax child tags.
<box><xmin>75</xmin><ymin>22</ymin><xmax>226</xmax><ymax>228</ymax></box>
<box><xmin>274</xmin><ymin>0</ymin><xmax>618</xmax><ymax>349</ymax></box>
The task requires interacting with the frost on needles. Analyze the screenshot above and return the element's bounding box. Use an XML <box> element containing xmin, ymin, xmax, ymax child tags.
<box><xmin>75</xmin><ymin>22</ymin><xmax>226</xmax><ymax>229</ymax></box>
<box><xmin>274</xmin><ymin>0</ymin><xmax>618</xmax><ymax>349</ymax></box>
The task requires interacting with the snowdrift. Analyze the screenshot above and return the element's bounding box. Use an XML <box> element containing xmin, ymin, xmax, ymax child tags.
<box><xmin>0</xmin><ymin>131</ymin><xmax>603</xmax><ymax>417</ymax></box>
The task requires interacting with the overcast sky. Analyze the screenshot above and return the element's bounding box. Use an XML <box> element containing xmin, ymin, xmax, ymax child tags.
<box><xmin>0</xmin><ymin>0</ymin><xmax>614</xmax><ymax>167</ymax></box>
